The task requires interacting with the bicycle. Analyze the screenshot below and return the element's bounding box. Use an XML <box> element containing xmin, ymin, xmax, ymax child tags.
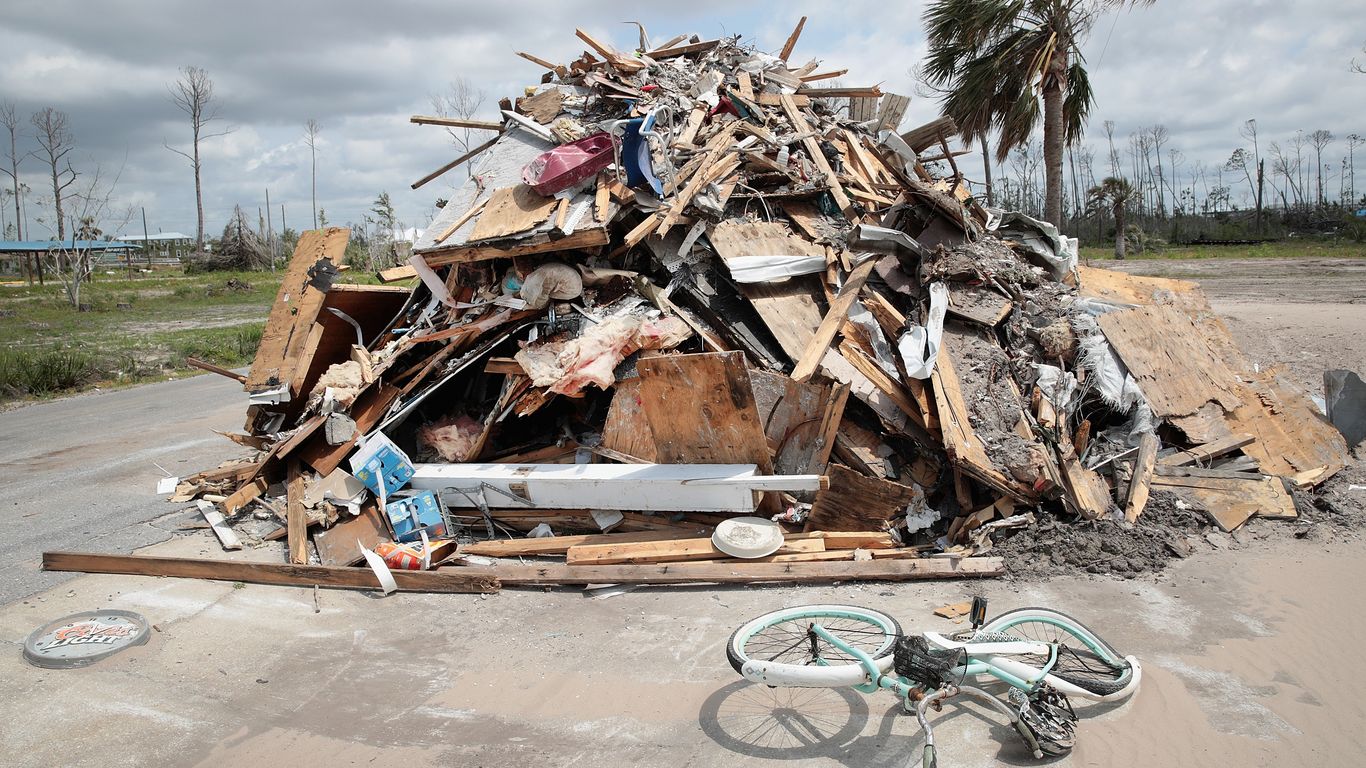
<box><xmin>726</xmin><ymin>597</ymin><xmax>1141</xmax><ymax>767</ymax></box>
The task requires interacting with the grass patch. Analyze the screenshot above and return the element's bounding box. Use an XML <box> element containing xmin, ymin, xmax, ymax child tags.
<box><xmin>1081</xmin><ymin>240</ymin><xmax>1366</xmax><ymax>262</ymax></box>
<box><xmin>0</xmin><ymin>268</ymin><xmax>315</xmax><ymax>402</ymax></box>
<box><xmin>0</xmin><ymin>348</ymin><xmax>99</xmax><ymax>397</ymax></box>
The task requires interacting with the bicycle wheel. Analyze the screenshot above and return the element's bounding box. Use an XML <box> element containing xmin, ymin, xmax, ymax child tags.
<box><xmin>727</xmin><ymin>605</ymin><xmax>902</xmax><ymax>676</ymax></box>
<box><xmin>981</xmin><ymin>607</ymin><xmax>1133</xmax><ymax>697</ymax></box>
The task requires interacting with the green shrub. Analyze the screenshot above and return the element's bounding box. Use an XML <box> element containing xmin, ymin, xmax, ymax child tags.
<box><xmin>0</xmin><ymin>348</ymin><xmax>98</xmax><ymax>398</ymax></box>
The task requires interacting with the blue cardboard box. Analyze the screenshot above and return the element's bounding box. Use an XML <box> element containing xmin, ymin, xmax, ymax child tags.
<box><xmin>385</xmin><ymin>491</ymin><xmax>445</xmax><ymax>543</ymax></box>
<box><xmin>349</xmin><ymin>434</ymin><xmax>414</xmax><ymax>498</ymax></box>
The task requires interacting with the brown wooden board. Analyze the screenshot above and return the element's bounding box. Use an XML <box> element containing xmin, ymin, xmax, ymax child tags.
<box><xmin>460</xmin><ymin>529</ymin><xmax>710</xmax><ymax>558</ymax></box>
<box><xmin>313</xmin><ymin>506</ymin><xmax>390</xmax><ymax>566</ymax></box>
<box><xmin>601</xmin><ymin>378</ymin><xmax>659</xmax><ymax>462</ymax></box>
<box><xmin>791</xmin><ymin>259</ymin><xmax>876</xmax><ymax>381</ymax></box>
<box><xmin>946</xmin><ymin>284</ymin><xmax>1013</xmax><ymax>327</ymax></box>
<box><xmin>452</xmin><ymin>556</ymin><xmax>1004</xmax><ymax>585</ymax></box>
<box><xmin>292</xmin><ymin>285</ymin><xmax>409</xmax><ymax>407</ymax></box>
<box><xmin>245</xmin><ymin>227</ymin><xmax>350</xmax><ymax>392</ymax></box>
<box><xmin>468</xmin><ymin>184</ymin><xmax>558</xmax><ymax>242</ymax></box>
<box><xmin>804</xmin><ymin>464</ymin><xmax>919</xmax><ymax>532</ymax></box>
<box><xmin>421</xmin><ymin>227</ymin><xmax>610</xmax><ymax>266</ymax></box>
<box><xmin>44</xmin><ymin>552</ymin><xmax>500</xmax><ymax>594</ymax></box>
<box><xmin>566</xmin><ymin>536</ymin><xmax>825</xmax><ymax>565</ymax></box>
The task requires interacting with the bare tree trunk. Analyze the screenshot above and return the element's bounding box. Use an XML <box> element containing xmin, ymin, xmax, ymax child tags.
<box><xmin>1113</xmin><ymin>201</ymin><xmax>1126</xmax><ymax>260</ymax></box>
<box><xmin>193</xmin><ymin>136</ymin><xmax>204</xmax><ymax>253</ymax></box>
<box><xmin>980</xmin><ymin>134</ymin><xmax>994</xmax><ymax>206</ymax></box>
<box><xmin>1041</xmin><ymin>61</ymin><xmax>1066</xmax><ymax>227</ymax></box>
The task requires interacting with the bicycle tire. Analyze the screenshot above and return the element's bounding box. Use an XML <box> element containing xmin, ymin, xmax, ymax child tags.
<box><xmin>982</xmin><ymin>607</ymin><xmax>1133</xmax><ymax>697</ymax></box>
<box><xmin>727</xmin><ymin>604</ymin><xmax>902</xmax><ymax>676</ymax></box>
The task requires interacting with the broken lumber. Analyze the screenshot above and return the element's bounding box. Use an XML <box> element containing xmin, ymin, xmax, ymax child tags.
<box><xmin>42</xmin><ymin>552</ymin><xmax>500</xmax><ymax>594</ymax></box>
<box><xmin>454</xmin><ymin>557</ymin><xmax>1004</xmax><ymax>585</ymax></box>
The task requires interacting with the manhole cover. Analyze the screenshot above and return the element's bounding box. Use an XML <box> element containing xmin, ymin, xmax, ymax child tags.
<box><xmin>23</xmin><ymin>610</ymin><xmax>151</xmax><ymax>669</ymax></box>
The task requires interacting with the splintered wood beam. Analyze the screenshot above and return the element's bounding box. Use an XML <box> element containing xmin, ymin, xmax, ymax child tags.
<box><xmin>1159</xmin><ymin>433</ymin><xmax>1256</xmax><ymax>467</ymax></box>
<box><xmin>411</xmin><ymin>133</ymin><xmax>501</xmax><ymax>190</ymax></box>
<box><xmin>409</xmin><ymin>115</ymin><xmax>505</xmax><ymax>131</ymax></box>
<box><xmin>453</xmin><ymin>557</ymin><xmax>1005</xmax><ymax>585</ymax></box>
<box><xmin>43</xmin><ymin>552</ymin><xmax>501</xmax><ymax>594</ymax></box>
<box><xmin>796</xmin><ymin>86</ymin><xmax>885</xmax><ymax>98</ymax></box>
<box><xmin>779</xmin><ymin>17</ymin><xmax>807</xmax><ymax>62</ymax></box>
<box><xmin>800</xmin><ymin>69</ymin><xmax>848</xmax><ymax>83</ymax></box>
<box><xmin>186</xmin><ymin>357</ymin><xmax>246</xmax><ymax>384</ymax></box>
<box><xmin>516</xmin><ymin>51</ymin><xmax>563</xmax><ymax>72</ymax></box>
<box><xmin>779</xmin><ymin>94</ymin><xmax>853</xmax><ymax>215</ymax></box>
<box><xmin>791</xmin><ymin>259</ymin><xmax>876</xmax><ymax>381</ymax></box>
<box><xmin>575</xmin><ymin>28</ymin><xmax>645</xmax><ymax>71</ymax></box>
<box><xmin>286</xmin><ymin>460</ymin><xmax>307</xmax><ymax>565</ymax></box>
<box><xmin>1124</xmin><ymin>432</ymin><xmax>1159</xmax><ymax>523</ymax></box>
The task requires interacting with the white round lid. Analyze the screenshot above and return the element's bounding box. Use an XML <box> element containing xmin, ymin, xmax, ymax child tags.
<box><xmin>712</xmin><ymin>516</ymin><xmax>785</xmax><ymax>559</ymax></box>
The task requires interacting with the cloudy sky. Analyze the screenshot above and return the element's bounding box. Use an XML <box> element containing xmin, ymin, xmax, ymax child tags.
<box><xmin>0</xmin><ymin>0</ymin><xmax>1361</xmax><ymax>240</ymax></box>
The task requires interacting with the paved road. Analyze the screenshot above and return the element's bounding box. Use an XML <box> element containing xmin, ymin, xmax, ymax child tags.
<box><xmin>0</xmin><ymin>375</ymin><xmax>246</xmax><ymax>604</ymax></box>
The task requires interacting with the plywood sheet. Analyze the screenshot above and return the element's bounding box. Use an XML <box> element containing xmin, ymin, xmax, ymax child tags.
<box><xmin>804</xmin><ymin>464</ymin><xmax>918</xmax><ymax>532</ymax></box>
<box><xmin>601</xmin><ymin>378</ymin><xmax>659</xmax><ymax>462</ymax></box>
<box><xmin>636</xmin><ymin>352</ymin><xmax>772</xmax><ymax>474</ymax></box>
<box><xmin>1077</xmin><ymin>265</ymin><xmax>1209</xmax><ymax>312</ymax></box>
<box><xmin>707</xmin><ymin>220</ymin><xmax>828</xmax><ymax>363</ymax></box>
<box><xmin>468</xmin><ymin>184</ymin><xmax>557</xmax><ymax>242</ymax></box>
<box><xmin>748</xmin><ymin>370</ymin><xmax>835</xmax><ymax>476</ymax></box>
<box><xmin>1151</xmin><ymin>470</ymin><xmax>1297</xmax><ymax>531</ymax></box>
<box><xmin>1097</xmin><ymin>305</ymin><xmax>1244</xmax><ymax>418</ymax></box>
<box><xmin>313</xmin><ymin>506</ymin><xmax>389</xmax><ymax>566</ymax></box>
<box><xmin>245</xmin><ymin>227</ymin><xmax>350</xmax><ymax>391</ymax></box>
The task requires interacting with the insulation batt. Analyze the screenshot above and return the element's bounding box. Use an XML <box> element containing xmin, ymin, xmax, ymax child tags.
<box><xmin>519</xmin><ymin>262</ymin><xmax>584</xmax><ymax>309</ymax></box>
<box><xmin>417</xmin><ymin>414</ymin><xmax>485</xmax><ymax>462</ymax></box>
<box><xmin>515</xmin><ymin>315</ymin><xmax>692</xmax><ymax>396</ymax></box>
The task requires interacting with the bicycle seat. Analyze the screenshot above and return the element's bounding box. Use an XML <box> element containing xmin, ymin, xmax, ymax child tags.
<box><xmin>923</xmin><ymin>631</ymin><xmax>1049</xmax><ymax>656</ymax></box>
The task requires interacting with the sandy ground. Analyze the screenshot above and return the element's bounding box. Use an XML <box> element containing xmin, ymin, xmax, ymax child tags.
<box><xmin>0</xmin><ymin>258</ymin><xmax>1364</xmax><ymax>767</ymax></box>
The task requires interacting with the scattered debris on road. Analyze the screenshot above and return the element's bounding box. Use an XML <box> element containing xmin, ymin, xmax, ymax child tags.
<box><xmin>45</xmin><ymin>21</ymin><xmax>1354</xmax><ymax>593</ymax></box>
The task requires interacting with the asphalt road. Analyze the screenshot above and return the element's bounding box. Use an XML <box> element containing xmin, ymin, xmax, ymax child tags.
<box><xmin>0</xmin><ymin>374</ymin><xmax>246</xmax><ymax>604</ymax></box>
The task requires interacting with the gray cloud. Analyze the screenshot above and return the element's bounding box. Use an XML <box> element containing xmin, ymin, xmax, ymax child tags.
<box><xmin>0</xmin><ymin>1</ymin><xmax>1360</xmax><ymax>240</ymax></box>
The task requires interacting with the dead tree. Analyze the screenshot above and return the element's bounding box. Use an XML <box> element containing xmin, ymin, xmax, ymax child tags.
<box><xmin>430</xmin><ymin>77</ymin><xmax>488</xmax><ymax>179</ymax></box>
<box><xmin>0</xmin><ymin>101</ymin><xmax>37</xmax><ymax>283</ymax></box>
<box><xmin>304</xmin><ymin>119</ymin><xmax>320</xmax><ymax>229</ymax></box>
<box><xmin>167</xmin><ymin>66</ymin><xmax>231</xmax><ymax>255</ymax></box>
<box><xmin>45</xmin><ymin>163</ymin><xmax>132</xmax><ymax>308</ymax></box>
<box><xmin>30</xmin><ymin>107</ymin><xmax>77</xmax><ymax>242</ymax></box>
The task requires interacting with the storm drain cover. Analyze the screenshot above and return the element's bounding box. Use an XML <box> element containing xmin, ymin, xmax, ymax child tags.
<box><xmin>23</xmin><ymin>610</ymin><xmax>150</xmax><ymax>669</ymax></box>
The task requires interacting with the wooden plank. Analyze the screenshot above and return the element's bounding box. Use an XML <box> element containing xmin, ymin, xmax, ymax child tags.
<box><xmin>198</xmin><ymin>503</ymin><xmax>242</xmax><ymax>551</ymax></box>
<box><xmin>245</xmin><ymin>228</ymin><xmax>349</xmax><ymax>391</ymax></box>
<box><xmin>434</xmin><ymin>197</ymin><xmax>490</xmax><ymax>245</ymax></box>
<box><xmin>645</xmin><ymin>38</ymin><xmax>720</xmax><ymax>58</ymax></box>
<box><xmin>779</xmin><ymin>94</ymin><xmax>853</xmax><ymax>215</ymax></box>
<box><xmin>286</xmin><ymin>461</ymin><xmax>307</xmax><ymax>565</ymax></box>
<box><xmin>1098</xmin><ymin>305</ymin><xmax>1245</xmax><ymax>419</ymax></box>
<box><xmin>420</xmin><ymin>227</ymin><xmax>610</xmax><ymax>266</ymax></box>
<box><xmin>749</xmin><ymin>370</ymin><xmax>835</xmax><ymax>476</ymax></box>
<box><xmin>797</xmin><ymin>86</ymin><xmax>884</xmax><ymax>98</ymax></box>
<box><xmin>312</xmin><ymin>506</ymin><xmax>389</xmax><ymax>567</ymax></box>
<box><xmin>566</xmin><ymin>536</ymin><xmax>825</xmax><ymax>565</ymax></box>
<box><xmin>900</xmin><ymin>116</ymin><xmax>958</xmax><ymax>153</ymax></box>
<box><xmin>929</xmin><ymin>322</ymin><xmax>1040</xmax><ymax>501</ymax></box>
<box><xmin>804</xmin><ymin>464</ymin><xmax>918</xmax><ymax>532</ymax></box>
<box><xmin>516</xmin><ymin>89</ymin><xmax>564</xmax><ymax>124</ymax></box>
<box><xmin>575</xmin><ymin>28</ymin><xmax>645</xmax><ymax>72</ymax></box>
<box><xmin>707</xmin><ymin>220</ymin><xmax>827</xmax><ymax>364</ymax></box>
<box><xmin>222</xmin><ymin>477</ymin><xmax>267</xmax><ymax>515</ymax></box>
<box><xmin>838</xmin><ymin>341</ymin><xmax>928</xmax><ymax>431</ymax></box>
<box><xmin>411</xmin><ymin>132</ymin><xmax>501</xmax><ymax>190</ymax></box>
<box><xmin>601</xmin><ymin>378</ymin><xmax>659</xmax><ymax>462</ymax></box>
<box><xmin>467</xmin><ymin>185</ymin><xmax>557</xmax><ymax>242</ymax></box>
<box><xmin>875</xmin><ymin>93</ymin><xmax>911</xmax><ymax>132</ymax></box>
<box><xmin>946</xmin><ymin>284</ymin><xmax>1013</xmax><ymax>327</ymax></box>
<box><xmin>409</xmin><ymin>115</ymin><xmax>504</xmax><ymax>131</ymax></box>
<box><xmin>298</xmin><ymin>383</ymin><xmax>402</xmax><ymax>476</ymax></box>
<box><xmin>43</xmin><ymin>552</ymin><xmax>500</xmax><ymax>594</ymax></box>
<box><xmin>1159</xmin><ymin>433</ymin><xmax>1255</xmax><ymax>467</ymax></box>
<box><xmin>461</xmin><ymin>529</ymin><xmax>710</xmax><ymax>558</ymax></box>
<box><xmin>454</xmin><ymin>556</ymin><xmax>1005</xmax><ymax>585</ymax></box>
<box><xmin>1150</xmin><ymin>471</ymin><xmax>1297</xmax><ymax>532</ymax></box>
<box><xmin>1125</xmin><ymin>434</ymin><xmax>1158</xmax><ymax>522</ymax></box>
<box><xmin>778</xmin><ymin>16</ymin><xmax>807</xmax><ymax>62</ymax></box>
<box><xmin>791</xmin><ymin>259</ymin><xmax>876</xmax><ymax>381</ymax></box>
<box><xmin>377</xmin><ymin>264</ymin><xmax>418</xmax><ymax>283</ymax></box>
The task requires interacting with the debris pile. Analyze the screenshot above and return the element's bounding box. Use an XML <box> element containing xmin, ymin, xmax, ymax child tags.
<box><xmin>45</xmin><ymin>20</ymin><xmax>1353</xmax><ymax>594</ymax></box>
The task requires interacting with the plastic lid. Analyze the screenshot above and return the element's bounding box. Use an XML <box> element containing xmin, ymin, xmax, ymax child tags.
<box><xmin>23</xmin><ymin>610</ymin><xmax>150</xmax><ymax>669</ymax></box>
<box><xmin>712</xmin><ymin>517</ymin><xmax>785</xmax><ymax>559</ymax></box>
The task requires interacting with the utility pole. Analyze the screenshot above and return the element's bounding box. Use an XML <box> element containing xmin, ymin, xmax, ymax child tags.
<box><xmin>265</xmin><ymin>187</ymin><xmax>274</xmax><ymax>263</ymax></box>
<box><xmin>141</xmin><ymin>206</ymin><xmax>150</xmax><ymax>270</ymax></box>
<box><xmin>1255</xmin><ymin>159</ymin><xmax>1265</xmax><ymax>235</ymax></box>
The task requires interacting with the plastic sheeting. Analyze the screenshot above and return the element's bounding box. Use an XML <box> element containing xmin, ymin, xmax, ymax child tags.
<box><xmin>987</xmin><ymin>208</ymin><xmax>1079</xmax><ymax>280</ymax></box>
<box><xmin>898</xmin><ymin>282</ymin><xmax>948</xmax><ymax>379</ymax></box>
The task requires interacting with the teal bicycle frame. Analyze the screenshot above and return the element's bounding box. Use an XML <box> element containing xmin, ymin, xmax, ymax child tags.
<box><xmin>808</xmin><ymin>623</ymin><xmax>1059</xmax><ymax>762</ymax></box>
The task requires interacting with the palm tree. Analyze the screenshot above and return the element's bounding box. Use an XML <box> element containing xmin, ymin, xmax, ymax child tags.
<box><xmin>921</xmin><ymin>0</ymin><xmax>1153</xmax><ymax>227</ymax></box>
<box><xmin>1088</xmin><ymin>176</ymin><xmax>1134</xmax><ymax>259</ymax></box>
